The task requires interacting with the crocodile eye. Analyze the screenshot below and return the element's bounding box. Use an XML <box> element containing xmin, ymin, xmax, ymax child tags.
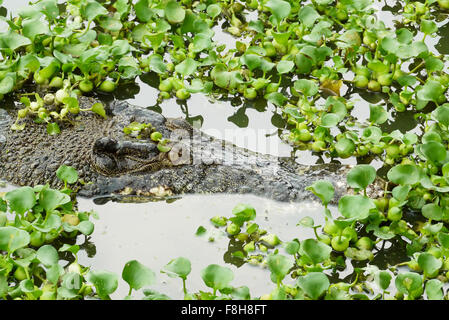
<box><xmin>93</xmin><ymin>137</ymin><xmax>119</xmax><ymax>153</ymax></box>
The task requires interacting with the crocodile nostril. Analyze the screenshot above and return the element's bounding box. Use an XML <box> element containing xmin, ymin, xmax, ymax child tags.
<box><xmin>94</xmin><ymin>137</ymin><xmax>119</xmax><ymax>153</ymax></box>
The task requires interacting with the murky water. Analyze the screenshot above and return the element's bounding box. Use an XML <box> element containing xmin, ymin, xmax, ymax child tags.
<box><xmin>76</xmin><ymin>194</ymin><xmax>329</xmax><ymax>299</ymax></box>
<box><xmin>0</xmin><ymin>0</ymin><xmax>447</xmax><ymax>299</ymax></box>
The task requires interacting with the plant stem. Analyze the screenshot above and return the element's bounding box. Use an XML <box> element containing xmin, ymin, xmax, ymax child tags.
<box><xmin>182</xmin><ymin>279</ymin><xmax>187</xmax><ymax>295</ymax></box>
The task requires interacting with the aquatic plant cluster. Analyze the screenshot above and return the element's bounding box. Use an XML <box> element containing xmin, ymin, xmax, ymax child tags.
<box><xmin>0</xmin><ymin>0</ymin><xmax>449</xmax><ymax>300</ymax></box>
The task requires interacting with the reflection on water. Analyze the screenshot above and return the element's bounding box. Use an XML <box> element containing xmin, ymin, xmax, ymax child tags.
<box><xmin>1</xmin><ymin>0</ymin><xmax>447</xmax><ymax>165</ymax></box>
<box><xmin>0</xmin><ymin>180</ymin><xmax>409</xmax><ymax>299</ymax></box>
<box><xmin>0</xmin><ymin>0</ymin><xmax>443</xmax><ymax>299</ymax></box>
<box><xmin>436</xmin><ymin>19</ymin><xmax>449</xmax><ymax>54</ymax></box>
<box><xmin>76</xmin><ymin>194</ymin><xmax>329</xmax><ymax>299</ymax></box>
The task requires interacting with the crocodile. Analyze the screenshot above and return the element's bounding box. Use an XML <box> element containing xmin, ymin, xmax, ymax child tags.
<box><xmin>0</xmin><ymin>96</ymin><xmax>384</xmax><ymax>202</ymax></box>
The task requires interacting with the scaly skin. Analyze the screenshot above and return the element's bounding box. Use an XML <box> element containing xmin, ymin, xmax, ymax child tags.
<box><xmin>0</xmin><ymin>97</ymin><xmax>384</xmax><ymax>202</ymax></box>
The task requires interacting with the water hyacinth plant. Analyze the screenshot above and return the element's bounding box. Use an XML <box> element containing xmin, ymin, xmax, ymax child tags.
<box><xmin>0</xmin><ymin>0</ymin><xmax>448</xmax><ymax>300</ymax></box>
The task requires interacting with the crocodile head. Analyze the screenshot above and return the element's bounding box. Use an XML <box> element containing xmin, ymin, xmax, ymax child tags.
<box><xmin>89</xmin><ymin>100</ymin><xmax>193</xmax><ymax>177</ymax></box>
<box><xmin>0</xmin><ymin>97</ymin><xmax>385</xmax><ymax>202</ymax></box>
<box><xmin>0</xmin><ymin>98</ymin><xmax>191</xmax><ymax>190</ymax></box>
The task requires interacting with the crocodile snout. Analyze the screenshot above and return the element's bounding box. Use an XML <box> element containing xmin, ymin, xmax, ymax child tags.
<box><xmin>93</xmin><ymin>137</ymin><xmax>119</xmax><ymax>154</ymax></box>
<box><xmin>91</xmin><ymin>136</ymin><xmax>172</xmax><ymax>176</ymax></box>
<box><xmin>93</xmin><ymin>137</ymin><xmax>158</xmax><ymax>158</ymax></box>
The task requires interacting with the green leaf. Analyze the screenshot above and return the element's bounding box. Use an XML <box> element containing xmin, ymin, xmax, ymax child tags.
<box><xmin>392</xmin><ymin>185</ymin><xmax>411</xmax><ymax>201</ymax></box>
<box><xmin>297</xmin><ymin>216</ymin><xmax>314</xmax><ymax>228</ymax></box>
<box><xmin>200</xmin><ymin>264</ymin><xmax>234</xmax><ymax>291</ymax></box>
<box><xmin>195</xmin><ymin>226</ymin><xmax>206</xmax><ymax>236</ymax></box>
<box><xmin>161</xmin><ymin>257</ymin><xmax>191</xmax><ymax>280</ymax></box>
<box><xmin>36</xmin><ymin>0</ymin><xmax>59</xmax><ymax>19</ymax></box>
<box><xmin>99</xmin><ymin>16</ymin><xmax>123</xmax><ymax>32</ymax></box>
<box><xmin>248</xmin><ymin>20</ymin><xmax>264</xmax><ymax>33</ymax></box>
<box><xmin>367</xmin><ymin>60</ymin><xmax>389</xmax><ymax>74</ymax></box>
<box><xmin>46</xmin><ymin>123</ymin><xmax>60</xmax><ymax>135</ymax></box>
<box><xmin>265</xmin><ymin>0</ymin><xmax>291</xmax><ymax>26</ymax></box>
<box><xmin>369</xmin><ymin>105</ymin><xmax>388</xmax><ymax>124</ymax></box>
<box><xmin>320</xmin><ymin>113</ymin><xmax>340</xmax><ymax>128</ymax></box>
<box><xmin>422</xmin><ymin>203</ymin><xmax>443</xmax><ymax>221</ymax></box>
<box><xmin>431</xmin><ymin>104</ymin><xmax>449</xmax><ymax>127</ymax></box>
<box><xmin>265</xmin><ymin>92</ymin><xmax>287</xmax><ymax>106</ymax></box>
<box><xmin>39</xmin><ymin>188</ymin><xmax>71</xmax><ymax>212</ymax></box>
<box><xmin>230</xmin><ymin>203</ymin><xmax>256</xmax><ymax>226</ymax></box>
<box><xmin>83</xmin><ymin>1</ymin><xmax>108</xmax><ymax>21</ymax></box>
<box><xmin>437</xmin><ymin>232</ymin><xmax>449</xmax><ymax>248</ymax></box>
<box><xmin>395</xmin><ymin>272</ymin><xmax>423</xmax><ymax>299</ymax></box>
<box><xmin>297</xmin><ymin>272</ymin><xmax>329</xmax><ymax>300</ymax></box>
<box><xmin>45</xmin><ymin>263</ymin><xmax>62</xmax><ymax>285</ymax></box>
<box><xmin>338</xmin><ymin>195</ymin><xmax>376</xmax><ymax>221</ymax></box>
<box><xmin>387</xmin><ymin>164</ymin><xmax>420</xmax><ymax>185</ymax></box>
<box><xmin>87</xmin><ymin>270</ymin><xmax>119</xmax><ymax>299</ymax></box>
<box><xmin>295</xmin><ymin>53</ymin><xmax>313</xmax><ymax>73</ymax></box>
<box><xmin>0</xmin><ymin>227</ymin><xmax>30</xmax><ymax>252</ymax></box>
<box><xmin>22</xmin><ymin>19</ymin><xmax>49</xmax><ymax>40</ymax></box>
<box><xmin>122</xmin><ymin>260</ymin><xmax>156</xmax><ymax>291</ymax></box>
<box><xmin>340</xmin><ymin>0</ymin><xmax>372</xmax><ymax>11</ymax></box>
<box><xmin>425</xmin><ymin>279</ymin><xmax>444</xmax><ymax>300</ymax></box>
<box><xmin>192</xmin><ymin>33</ymin><xmax>212</xmax><ymax>53</ymax></box>
<box><xmin>34</xmin><ymin>214</ymin><xmax>61</xmax><ymax>233</ymax></box>
<box><xmin>0</xmin><ymin>30</ymin><xmax>32</xmax><ymax>50</ymax></box>
<box><xmin>230</xmin><ymin>286</ymin><xmax>250</xmax><ymax>300</ymax></box>
<box><xmin>346</xmin><ymin>165</ymin><xmax>377</xmax><ymax>190</ymax></box>
<box><xmin>396</xmin><ymin>28</ymin><xmax>413</xmax><ymax>44</ymax></box>
<box><xmin>276</xmin><ymin>60</ymin><xmax>294</xmax><ymax>74</ymax></box>
<box><xmin>425</xmin><ymin>56</ymin><xmax>444</xmax><ymax>73</ymax></box>
<box><xmin>300</xmin><ymin>239</ymin><xmax>332</xmax><ymax>264</ymax></box>
<box><xmin>335</xmin><ymin>138</ymin><xmax>355</xmax><ymax>158</ymax></box>
<box><xmin>418</xmin><ymin>253</ymin><xmax>442</xmax><ymax>278</ymax></box>
<box><xmin>361</xmin><ymin>126</ymin><xmax>382</xmax><ymax>143</ymax></box>
<box><xmin>91</xmin><ymin>103</ymin><xmax>107</xmax><ymax>119</ymax></box>
<box><xmin>306</xmin><ymin>180</ymin><xmax>334</xmax><ymax>206</ymax></box>
<box><xmin>419</xmin><ymin>141</ymin><xmax>447</xmax><ymax>163</ymax></box>
<box><xmin>19</xmin><ymin>279</ymin><xmax>35</xmax><ymax>293</ymax></box>
<box><xmin>397</xmin><ymin>75</ymin><xmax>417</xmax><ymax>87</ymax></box>
<box><xmin>375</xmin><ymin>271</ymin><xmax>392</xmax><ymax>291</ymax></box>
<box><xmin>284</xmin><ymin>240</ymin><xmax>300</xmax><ymax>255</ymax></box>
<box><xmin>267</xmin><ymin>253</ymin><xmax>294</xmax><ymax>284</ymax></box>
<box><xmin>56</xmin><ymin>165</ymin><xmax>78</xmax><ymax>184</ymax></box>
<box><xmin>421</xmin><ymin>19</ymin><xmax>438</xmax><ymax>35</ymax></box>
<box><xmin>142</xmin><ymin>289</ymin><xmax>171</xmax><ymax>300</ymax></box>
<box><xmin>298</xmin><ymin>5</ymin><xmax>320</xmax><ymax>28</ymax></box>
<box><xmin>241</xmin><ymin>54</ymin><xmax>262</xmax><ymax>71</ymax></box>
<box><xmin>59</xmin><ymin>272</ymin><xmax>82</xmax><ymax>298</ymax></box>
<box><xmin>294</xmin><ymin>79</ymin><xmax>318</xmax><ymax>97</ymax></box>
<box><xmin>76</xmin><ymin>220</ymin><xmax>94</xmax><ymax>235</ymax></box>
<box><xmin>417</xmin><ymin>80</ymin><xmax>445</xmax><ymax>102</ymax></box>
<box><xmin>135</xmin><ymin>0</ymin><xmax>153</xmax><ymax>22</ymax></box>
<box><xmin>5</xmin><ymin>186</ymin><xmax>36</xmax><ymax>215</ymax></box>
<box><xmin>36</xmin><ymin>245</ymin><xmax>59</xmax><ymax>267</ymax></box>
<box><xmin>206</xmin><ymin>4</ymin><xmax>221</xmax><ymax>19</ymax></box>
<box><xmin>165</xmin><ymin>1</ymin><xmax>186</xmax><ymax>24</ymax></box>
<box><xmin>113</xmin><ymin>0</ymin><xmax>131</xmax><ymax>18</ymax></box>
<box><xmin>59</xmin><ymin>244</ymin><xmax>80</xmax><ymax>255</ymax></box>
<box><xmin>344</xmin><ymin>247</ymin><xmax>374</xmax><ymax>261</ymax></box>
<box><xmin>0</xmin><ymin>75</ymin><xmax>15</xmax><ymax>95</ymax></box>
<box><xmin>175</xmin><ymin>58</ymin><xmax>199</xmax><ymax>76</ymax></box>
<box><xmin>148</xmin><ymin>55</ymin><xmax>166</xmax><ymax>74</ymax></box>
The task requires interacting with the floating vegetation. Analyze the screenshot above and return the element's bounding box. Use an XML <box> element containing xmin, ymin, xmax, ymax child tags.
<box><xmin>0</xmin><ymin>0</ymin><xmax>449</xmax><ymax>300</ymax></box>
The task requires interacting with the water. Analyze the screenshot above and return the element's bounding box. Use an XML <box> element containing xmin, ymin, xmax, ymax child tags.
<box><xmin>0</xmin><ymin>0</ymin><xmax>447</xmax><ymax>299</ymax></box>
<box><xmin>75</xmin><ymin>194</ymin><xmax>329</xmax><ymax>299</ymax></box>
